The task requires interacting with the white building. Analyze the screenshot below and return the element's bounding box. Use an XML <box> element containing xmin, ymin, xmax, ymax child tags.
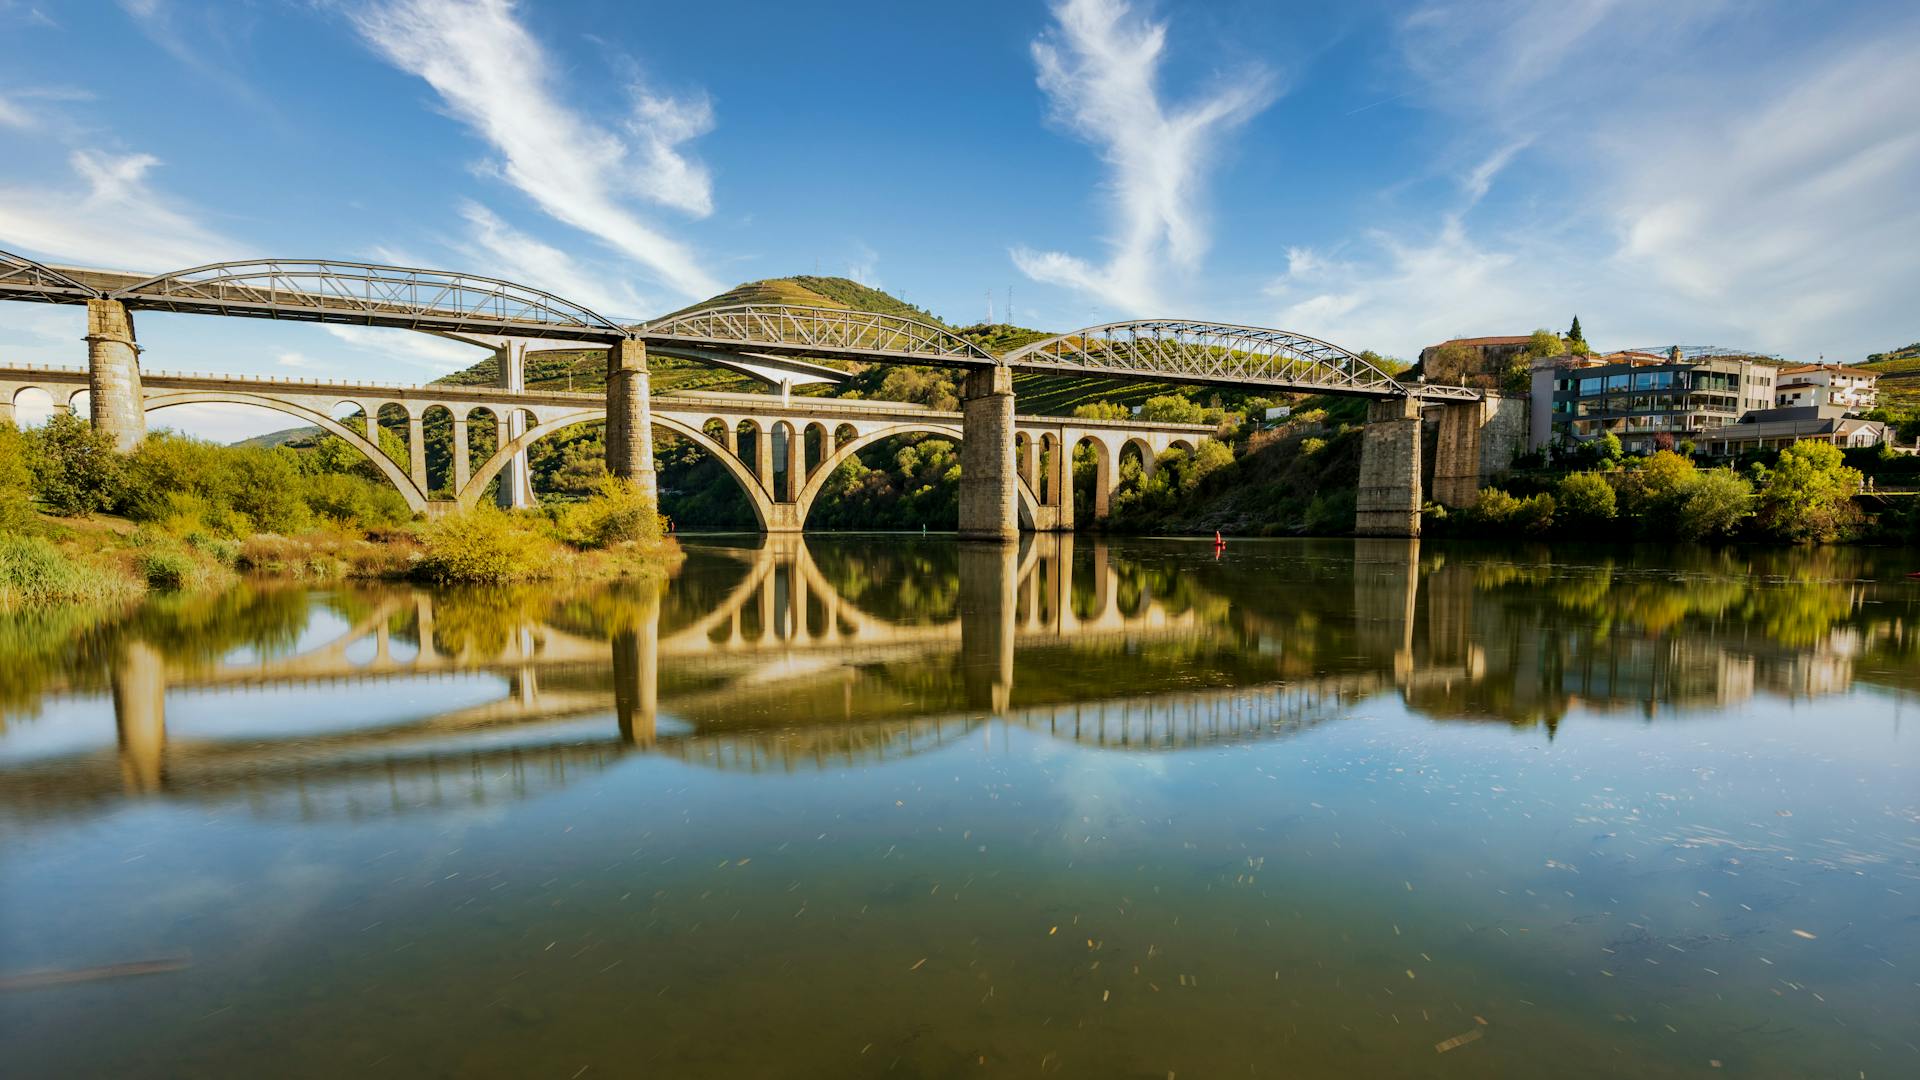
<box><xmin>1775</xmin><ymin>364</ymin><xmax>1878</xmax><ymax>411</ymax></box>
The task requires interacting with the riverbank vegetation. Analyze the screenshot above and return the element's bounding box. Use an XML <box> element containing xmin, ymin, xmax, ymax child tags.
<box><xmin>1</xmin><ymin>416</ymin><xmax>677</xmax><ymax>606</ymax></box>
<box><xmin>1433</xmin><ymin>442</ymin><xmax>1910</xmax><ymax>544</ymax></box>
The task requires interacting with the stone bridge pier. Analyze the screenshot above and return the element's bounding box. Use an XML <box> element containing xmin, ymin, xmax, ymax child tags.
<box><xmin>1356</xmin><ymin>392</ymin><xmax>1527</xmax><ymax>536</ymax></box>
<box><xmin>86</xmin><ymin>298</ymin><xmax>145</xmax><ymax>451</ymax></box>
<box><xmin>959</xmin><ymin>367</ymin><xmax>1019</xmax><ymax>541</ymax></box>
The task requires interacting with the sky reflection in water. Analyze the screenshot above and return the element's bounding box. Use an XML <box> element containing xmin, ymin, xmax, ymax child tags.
<box><xmin>0</xmin><ymin>537</ymin><xmax>1915</xmax><ymax>1078</ymax></box>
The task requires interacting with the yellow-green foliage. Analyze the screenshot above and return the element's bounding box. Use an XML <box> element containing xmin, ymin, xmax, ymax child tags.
<box><xmin>123</xmin><ymin>433</ymin><xmax>411</xmax><ymax>537</ymax></box>
<box><xmin>415</xmin><ymin>505</ymin><xmax>556</xmax><ymax>584</ymax></box>
<box><xmin>0</xmin><ymin>422</ymin><xmax>34</xmax><ymax>531</ymax></box>
<box><xmin>553</xmin><ymin>479</ymin><xmax>665</xmax><ymax>549</ymax></box>
<box><xmin>1071</xmin><ymin>400</ymin><xmax>1130</xmax><ymax>421</ymax></box>
<box><xmin>0</xmin><ymin>534</ymin><xmax>139</xmax><ymax>608</ymax></box>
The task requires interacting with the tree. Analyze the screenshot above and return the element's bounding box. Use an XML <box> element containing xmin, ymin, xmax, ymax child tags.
<box><xmin>1555</xmin><ymin>471</ymin><xmax>1617</xmax><ymax>528</ymax></box>
<box><xmin>1072</xmin><ymin>400</ymin><xmax>1129</xmax><ymax>421</ymax></box>
<box><xmin>1425</xmin><ymin>343</ymin><xmax>1481</xmax><ymax>385</ymax></box>
<box><xmin>1619</xmin><ymin>450</ymin><xmax>1696</xmax><ymax>523</ymax></box>
<box><xmin>1753</xmin><ymin>440</ymin><xmax>1863</xmax><ymax>543</ymax></box>
<box><xmin>1567</xmin><ymin>316</ymin><xmax>1584</xmax><ymax>344</ymax></box>
<box><xmin>877</xmin><ymin>368</ymin><xmax>959</xmax><ymax>411</ymax></box>
<box><xmin>1137</xmin><ymin>395</ymin><xmax>1206</xmax><ymax>424</ymax></box>
<box><xmin>26</xmin><ymin>412</ymin><xmax>124</xmax><ymax>516</ymax></box>
<box><xmin>1676</xmin><ymin>469</ymin><xmax>1752</xmax><ymax>541</ymax></box>
<box><xmin>0</xmin><ymin>422</ymin><xmax>33</xmax><ymax>530</ymax></box>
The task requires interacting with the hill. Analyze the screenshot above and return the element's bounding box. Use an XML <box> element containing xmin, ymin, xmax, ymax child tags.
<box><xmin>432</xmin><ymin>276</ymin><xmax>1287</xmax><ymax>418</ymax></box>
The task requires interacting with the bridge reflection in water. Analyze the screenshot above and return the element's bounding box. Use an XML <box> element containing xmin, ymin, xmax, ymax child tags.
<box><xmin>2</xmin><ymin>535</ymin><xmax>1899</xmax><ymax>823</ymax></box>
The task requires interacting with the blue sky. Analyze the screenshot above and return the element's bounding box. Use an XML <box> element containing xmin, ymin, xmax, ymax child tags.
<box><xmin>2</xmin><ymin>0</ymin><xmax>1917</xmax><ymax>440</ymax></box>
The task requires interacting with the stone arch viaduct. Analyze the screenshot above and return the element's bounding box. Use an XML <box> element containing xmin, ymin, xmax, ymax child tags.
<box><xmin>0</xmin><ymin>250</ymin><xmax>1526</xmax><ymax>537</ymax></box>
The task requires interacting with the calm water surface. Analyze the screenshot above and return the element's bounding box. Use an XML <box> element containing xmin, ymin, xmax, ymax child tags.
<box><xmin>1</xmin><ymin>537</ymin><xmax>1916</xmax><ymax>1077</ymax></box>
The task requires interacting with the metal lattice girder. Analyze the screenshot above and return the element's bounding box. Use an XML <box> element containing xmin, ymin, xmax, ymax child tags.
<box><xmin>1002</xmin><ymin>320</ymin><xmax>1423</xmax><ymax>398</ymax></box>
<box><xmin>0</xmin><ymin>248</ymin><xmax>100</xmax><ymax>303</ymax></box>
<box><xmin>640</xmin><ymin>304</ymin><xmax>996</xmax><ymax>366</ymax></box>
<box><xmin>107</xmin><ymin>259</ymin><xmax>629</xmax><ymax>341</ymax></box>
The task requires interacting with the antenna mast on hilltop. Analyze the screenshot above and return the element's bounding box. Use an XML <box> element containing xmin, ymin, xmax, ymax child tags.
<box><xmin>1007</xmin><ymin>286</ymin><xmax>1014</xmax><ymax>325</ymax></box>
<box><xmin>986</xmin><ymin>290</ymin><xmax>994</xmax><ymax>325</ymax></box>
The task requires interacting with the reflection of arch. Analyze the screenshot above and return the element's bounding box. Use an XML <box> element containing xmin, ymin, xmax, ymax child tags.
<box><xmin>143</xmin><ymin>391</ymin><xmax>428</xmax><ymax>509</ymax></box>
<box><xmin>464</xmin><ymin>409</ymin><xmax>773</xmax><ymax>527</ymax></box>
<box><xmin>793</xmin><ymin>422</ymin><xmax>1039</xmax><ymax>530</ymax></box>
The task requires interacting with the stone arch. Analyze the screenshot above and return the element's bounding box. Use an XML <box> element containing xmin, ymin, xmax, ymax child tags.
<box><xmin>771</xmin><ymin>420</ymin><xmax>799</xmax><ymax>502</ymax></box>
<box><xmin>420</xmin><ymin>404</ymin><xmax>456</xmax><ymax>495</ymax></box>
<box><xmin>1071</xmin><ymin>434</ymin><xmax>1113</xmax><ymax>523</ymax></box>
<box><xmin>1037</xmin><ymin>433</ymin><xmax>1060</xmax><ymax>505</ymax></box>
<box><xmin>833</xmin><ymin>423</ymin><xmax>857</xmax><ymax>450</ymax></box>
<box><xmin>10</xmin><ymin>385</ymin><xmax>57</xmax><ymax>426</ymax></box>
<box><xmin>804</xmin><ymin>421</ymin><xmax>830</xmax><ymax>480</ymax></box>
<box><xmin>463</xmin><ymin>409</ymin><xmax>774</xmax><ymax>529</ymax></box>
<box><xmin>1015</xmin><ymin>431</ymin><xmax>1034</xmax><ymax>488</ymax></box>
<box><xmin>142</xmin><ymin>391</ymin><xmax>429</xmax><ymax>510</ymax></box>
<box><xmin>1118</xmin><ymin>436</ymin><xmax>1156</xmax><ymax>482</ymax></box>
<box><xmin>66</xmin><ymin>386</ymin><xmax>90</xmax><ymax>413</ymax></box>
<box><xmin>793</xmin><ymin>422</ymin><xmax>1040</xmax><ymax>531</ymax></box>
<box><xmin>1168</xmin><ymin>437</ymin><xmax>1197</xmax><ymax>455</ymax></box>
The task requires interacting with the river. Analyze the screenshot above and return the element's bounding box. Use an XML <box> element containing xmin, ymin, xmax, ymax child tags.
<box><xmin>1</xmin><ymin>536</ymin><xmax>1915</xmax><ymax>1077</ymax></box>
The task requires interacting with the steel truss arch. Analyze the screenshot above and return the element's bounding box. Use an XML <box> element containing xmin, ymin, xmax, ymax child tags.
<box><xmin>639</xmin><ymin>305</ymin><xmax>996</xmax><ymax>366</ymax></box>
<box><xmin>1002</xmin><ymin>320</ymin><xmax>1419</xmax><ymax>398</ymax></box>
<box><xmin>0</xmin><ymin>248</ymin><xmax>100</xmax><ymax>303</ymax></box>
<box><xmin>108</xmin><ymin>259</ymin><xmax>628</xmax><ymax>341</ymax></box>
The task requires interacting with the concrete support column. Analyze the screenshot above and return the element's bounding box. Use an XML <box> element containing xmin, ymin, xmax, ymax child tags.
<box><xmin>959</xmin><ymin>541</ymin><xmax>1018</xmax><ymax>714</ymax></box>
<box><xmin>495</xmin><ymin>345</ymin><xmax>534</xmax><ymax>510</ymax></box>
<box><xmin>451</xmin><ymin>417</ymin><xmax>471</xmax><ymax>494</ymax></box>
<box><xmin>86</xmin><ymin>299</ymin><xmax>144</xmax><ymax>451</ymax></box>
<box><xmin>365</xmin><ymin>408</ymin><xmax>380</xmax><ymax>443</ymax></box>
<box><xmin>721</xmin><ymin>421</ymin><xmax>738</xmax><ymax>456</ymax></box>
<box><xmin>1355</xmin><ymin>396</ymin><xmax>1423</xmax><ymax>538</ymax></box>
<box><xmin>605</xmin><ymin>338</ymin><xmax>656</xmax><ymax>499</ymax></box>
<box><xmin>112</xmin><ymin>640</ymin><xmax>166</xmax><ymax>794</ymax></box>
<box><xmin>406</xmin><ymin>414</ymin><xmax>427</xmax><ymax>494</ymax></box>
<box><xmin>755</xmin><ymin>425</ymin><xmax>775</xmax><ymax>496</ymax></box>
<box><xmin>959</xmin><ymin>366</ymin><xmax>1018</xmax><ymax>541</ymax></box>
<box><xmin>0</xmin><ymin>397</ymin><xmax>12</xmax><ymax>425</ymax></box>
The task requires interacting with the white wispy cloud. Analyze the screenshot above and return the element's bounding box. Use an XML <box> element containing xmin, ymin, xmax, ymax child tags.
<box><xmin>1012</xmin><ymin>0</ymin><xmax>1278</xmax><ymax>314</ymax></box>
<box><xmin>352</xmin><ymin>0</ymin><xmax>722</xmax><ymax>299</ymax></box>
<box><xmin>322</xmin><ymin>324</ymin><xmax>489</xmax><ymax>374</ymax></box>
<box><xmin>455</xmin><ymin>202</ymin><xmax>650</xmax><ymax>321</ymax></box>
<box><xmin>1274</xmin><ymin>2</ymin><xmax>1920</xmax><ymax>362</ymax></box>
<box><xmin>0</xmin><ymin>95</ymin><xmax>32</xmax><ymax>129</ymax></box>
<box><xmin>0</xmin><ymin>149</ymin><xmax>233</xmax><ymax>270</ymax></box>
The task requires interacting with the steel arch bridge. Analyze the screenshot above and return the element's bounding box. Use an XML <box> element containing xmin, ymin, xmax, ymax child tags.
<box><xmin>1004</xmin><ymin>319</ymin><xmax>1479</xmax><ymax>401</ymax></box>
<box><xmin>637</xmin><ymin>304</ymin><xmax>997</xmax><ymax>367</ymax></box>
<box><xmin>0</xmin><ymin>247</ymin><xmax>1481</xmax><ymax>400</ymax></box>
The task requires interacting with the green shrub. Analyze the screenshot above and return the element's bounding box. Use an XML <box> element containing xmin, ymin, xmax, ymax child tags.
<box><xmin>26</xmin><ymin>412</ymin><xmax>124</xmax><ymax>515</ymax></box>
<box><xmin>1676</xmin><ymin>469</ymin><xmax>1753</xmax><ymax>541</ymax></box>
<box><xmin>1555</xmin><ymin>471</ymin><xmax>1617</xmax><ymax>526</ymax></box>
<box><xmin>0</xmin><ymin>422</ymin><xmax>34</xmax><ymax>530</ymax></box>
<box><xmin>1753</xmin><ymin>441</ymin><xmax>1863</xmax><ymax>543</ymax></box>
<box><xmin>415</xmin><ymin>506</ymin><xmax>555</xmax><ymax>584</ymax></box>
<box><xmin>137</xmin><ymin>548</ymin><xmax>198</xmax><ymax>590</ymax></box>
<box><xmin>561</xmin><ymin>479</ymin><xmax>664</xmax><ymax>548</ymax></box>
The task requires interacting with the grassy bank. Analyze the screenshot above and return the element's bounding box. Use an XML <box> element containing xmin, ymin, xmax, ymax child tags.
<box><xmin>2</xmin><ymin>417</ymin><xmax>680</xmax><ymax>608</ymax></box>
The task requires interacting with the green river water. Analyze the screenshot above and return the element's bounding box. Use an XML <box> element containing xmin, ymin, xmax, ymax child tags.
<box><xmin>1</xmin><ymin>536</ymin><xmax>1915</xmax><ymax>1077</ymax></box>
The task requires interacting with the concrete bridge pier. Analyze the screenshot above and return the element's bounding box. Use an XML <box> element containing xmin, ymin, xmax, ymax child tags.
<box><xmin>495</xmin><ymin>343</ymin><xmax>535</xmax><ymax>509</ymax></box>
<box><xmin>86</xmin><ymin>298</ymin><xmax>145</xmax><ymax>451</ymax></box>
<box><xmin>1431</xmin><ymin>393</ymin><xmax>1528</xmax><ymax>508</ymax></box>
<box><xmin>958</xmin><ymin>366</ymin><xmax>1018</xmax><ymax>541</ymax></box>
<box><xmin>606</xmin><ymin>338</ymin><xmax>657</xmax><ymax>500</ymax></box>
<box><xmin>1355</xmin><ymin>397</ymin><xmax>1422</xmax><ymax>538</ymax></box>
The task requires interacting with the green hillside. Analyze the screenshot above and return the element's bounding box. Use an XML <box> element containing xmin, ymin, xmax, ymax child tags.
<box><xmin>431</xmin><ymin>278</ymin><xmax>1283</xmax><ymax>418</ymax></box>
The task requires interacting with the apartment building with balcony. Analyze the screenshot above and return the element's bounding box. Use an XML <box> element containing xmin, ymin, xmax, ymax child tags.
<box><xmin>1530</xmin><ymin>349</ymin><xmax>1777</xmax><ymax>454</ymax></box>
